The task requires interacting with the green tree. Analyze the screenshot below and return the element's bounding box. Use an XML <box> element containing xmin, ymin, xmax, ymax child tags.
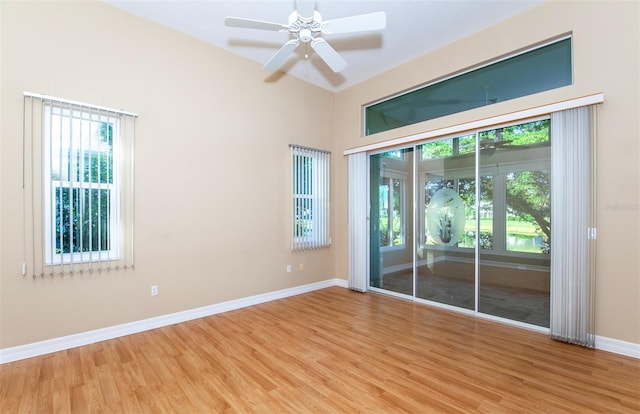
<box><xmin>506</xmin><ymin>170</ymin><xmax>551</xmax><ymax>252</ymax></box>
<box><xmin>501</xmin><ymin>119</ymin><xmax>550</xmax><ymax>146</ymax></box>
<box><xmin>55</xmin><ymin>121</ymin><xmax>114</xmax><ymax>254</ymax></box>
<box><xmin>499</xmin><ymin>120</ymin><xmax>551</xmax><ymax>252</ymax></box>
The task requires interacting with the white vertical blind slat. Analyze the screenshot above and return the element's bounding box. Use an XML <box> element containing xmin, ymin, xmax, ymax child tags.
<box><xmin>291</xmin><ymin>147</ymin><xmax>296</xmax><ymax>251</ymax></box>
<box><xmin>51</xmin><ymin>101</ymin><xmax>59</xmax><ymax>276</ymax></box>
<box><xmin>68</xmin><ymin>103</ymin><xmax>76</xmax><ymax>274</ymax></box>
<box><xmin>88</xmin><ymin>106</ymin><xmax>94</xmax><ymax>270</ymax></box>
<box><xmin>78</xmin><ymin>105</ymin><xmax>85</xmax><ymax>270</ymax></box>
<box><xmin>306</xmin><ymin>147</ymin><xmax>311</xmax><ymax>250</ymax></box>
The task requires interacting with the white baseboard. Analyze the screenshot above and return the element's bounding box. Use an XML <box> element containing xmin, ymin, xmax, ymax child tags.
<box><xmin>2</xmin><ymin>278</ymin><xmax>637</xmax><ymax>363</ymax></box>
<box><xmin>595</xmin><ymin>335</ymin><xmax>640</xmax><ymax>358</ymax></box>
<box><xmin>0</xmin><ymin>278</ymin><xmax>347</xmax><ymax>364</ymax></box>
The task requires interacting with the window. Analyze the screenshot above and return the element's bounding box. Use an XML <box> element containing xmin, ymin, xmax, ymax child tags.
<box><xmin>381</xmin><ymin>150</ymin><xmax>404</xmax><ymax>160</ymax></box>
<box><xmin>421</xmin><ymin>134</ymin><xmax>476</xmax><ymax>160</ymax></box>
<box><xmin>44</xmin><ymin>105</ymin><xmax>119</xmax><ymax>264</ymax></box>
<box><xmin>364</xmin><ymin>37</ymin><xmax>572</xmax><ymax>135</ymax></box>
<box><xmin>379</xmin><ymin>175</ymin><xmax>404</xmax><ymax>248</ymax></box>
<box><xmin>23</xmin><ymin>93</ymin><xmax>136</xmax><ymax>277</ymax></box>
<box><xmin>487</xmin><ymin>120</ymin><xmax>551</xmax><ymax>254</ymax></box>
<box><xmin>418</xmin><ymin>119</ymin><xmax>550</xmax><ymax>255</ymax></box>
<box><xmin>290</xmin><ymin>145</ymin><xmax>331</xmax><ymax>251</ymax></box>
<box><xmin>506</xmin><ymin>169</ymin><xmax>550</xmax><ymax>253</ymax></box>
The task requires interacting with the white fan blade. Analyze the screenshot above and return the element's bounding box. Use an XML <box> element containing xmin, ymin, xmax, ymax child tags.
<box><xmin>264</xmin><ymin>39</ymin><xmax>300</xmax><ymax>71</ymax></box>
<box><xmin>311</xmin><ymin>38</ymin><xmax>347</xmax><ymax>73</ymax></box>
<box><xmin>296</xmin><ymin>0</ymin><xmax>315</xmax><ymax>21</ymax></box>
<box><xmin>225</xmin><ymin>17</ymin><xmax>287</xmax><ymax>31</ymax></box>
<box><xmin>321</xmin><ymin>11</ymin><xmax>386</xmax><ymax>35</ymax></box>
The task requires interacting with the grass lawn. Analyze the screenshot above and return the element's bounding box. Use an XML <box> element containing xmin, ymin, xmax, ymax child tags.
<box><xmin>465</xmin><ymin>218</ymin><xmax>542</xmax><ymax>236</ymax></box>
<box><xmin>462</xmin><ymin>218</ymin><xmax>546</xmax><ymax>253</ymax></box>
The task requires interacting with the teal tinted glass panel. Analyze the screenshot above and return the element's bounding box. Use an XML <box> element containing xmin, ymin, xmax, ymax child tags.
<box><xmin>365</xmin><ymin>38</ymin><xmax>572</xmax><ymax>135</ymax></box>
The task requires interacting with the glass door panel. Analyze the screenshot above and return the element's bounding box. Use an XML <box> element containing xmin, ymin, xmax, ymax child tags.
<box><xmin>369</xmin><ymin>148</ymin><xmax>414</xmax><ymax>296</ymax></box>
<box><xmin>367</xmin><ymin>119</ymin><xmax>551</xmax><ymax>329</ymax></box>
<box><xmin>477</xmin><ymin>121</ymin><xmax>551</xmax><ymax>327</ymax></box>
<box><xmin>416</xmin><ymin>136</ymin><xmax>476</xmax><ymax>309</ymax></box>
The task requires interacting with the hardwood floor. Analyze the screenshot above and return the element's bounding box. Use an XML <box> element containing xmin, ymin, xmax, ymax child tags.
<box><xmin>1</xmin><ymin>287</ymin><xmax>638</xmax><ymax>413</ymax></box>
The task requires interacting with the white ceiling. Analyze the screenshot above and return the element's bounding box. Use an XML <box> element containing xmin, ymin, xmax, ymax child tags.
<box><xmin>105</xmin><ymin>0</ymin><xmax>546</xmax><ymax>92</ymax></box>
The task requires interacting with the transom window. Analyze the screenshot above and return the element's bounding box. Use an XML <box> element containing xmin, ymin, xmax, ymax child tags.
<box><xmin>364</xmin><ymin>37</ymin><xmax>571</xmax><ymax>135</ymax></box>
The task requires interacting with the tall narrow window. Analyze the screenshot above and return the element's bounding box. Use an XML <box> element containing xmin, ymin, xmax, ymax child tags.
<box><xmin>44</xmin><ymin>105</ymin><xmax>119</xmax><ymax>264</ymax></box>
<box><xmin>379</xmin><ymin>176</ymin><xmax>404</xmax><ymax>248</ymax></box>
<box><xmin>23</xmin><ymin>93</ymin><xmax>136</xmax><ymax>277</ymax></box>
<box><xmin>290</xmin><ymin>145</ymin><xmax>331</xmax><ymax>251</ymax></box>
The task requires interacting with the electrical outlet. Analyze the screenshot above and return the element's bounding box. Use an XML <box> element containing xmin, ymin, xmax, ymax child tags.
<box><xmin>299</xmin><ymin>264</ymin><xmax>304</xmax><ymax>271</ymax></box>
<box><xmin>151</xmin><ymin>285</ymin><xmax>158</xmax><ymax>296</ymax></box>
<box><xmin>286</xmin><ymin>264</ymin><xmax>292</xmax><ymax>273</ymax></box>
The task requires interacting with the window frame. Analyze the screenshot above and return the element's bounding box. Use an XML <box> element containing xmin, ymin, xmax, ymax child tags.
<box><xmin>43</xmin><ymin>104</ymin><xmax>121</xmax><ymax>265</ymax></box>
<box><xmin>378</xmin><ymin>170</ymin><xmax>406</xmax><ymax>251</ymax></box>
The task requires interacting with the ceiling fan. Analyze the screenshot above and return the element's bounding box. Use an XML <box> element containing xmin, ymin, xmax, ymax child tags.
<box><xmin>479</xmin><ymin>139</ymin><xmax>537</xmax><ymax>157</ymax></box>
<box><xmin>225</xmin><ymin>0</ymin><xmax>386</xmax><ymax>73</ymax></box>
<box><xmin>480</xmin><ymin>139</ymin><xmax>517</xmax><ymax>150</ymax></box>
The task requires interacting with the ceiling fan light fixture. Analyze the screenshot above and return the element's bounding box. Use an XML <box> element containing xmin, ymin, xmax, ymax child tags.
<box><xmin>299</xmin><ymin>28</ymin><xmax>313</xmax><ymax>43</ymax></box>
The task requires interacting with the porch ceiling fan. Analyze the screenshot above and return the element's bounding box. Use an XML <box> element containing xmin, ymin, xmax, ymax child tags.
<box><xmin>480</xmin><ymin>139</ymin><xmax>516</xmax><ymax>150</ymax></box>
<box><xmin>225</xmin><ymin>0</ymin><xmax>386</xmax><ymax>73</ymax></box>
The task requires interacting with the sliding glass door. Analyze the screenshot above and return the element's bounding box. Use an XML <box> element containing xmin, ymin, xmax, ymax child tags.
<box><xmin>416</xmin><ymin>135</ymin><xmax>476</xmax><ymax>310</ymax></box>
<box><xmin>370</xmin><ymin>148</ymin><xmax>414</xmax><ymax>296</ymax></box>
<box><xmin>478</xmin><ymin>121</ymin><xmax>551</xmax><ymax>326</ymax></box>
<box><xmin>369</xmin><ymin>119</ymin><xmax>551</xmax><ymax>328</ymax></box>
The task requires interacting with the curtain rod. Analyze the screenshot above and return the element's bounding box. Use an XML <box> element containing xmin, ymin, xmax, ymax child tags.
<box><xmin>24</xmin><ymin>91</ymin><xmax>138</xmax><ymax>117</ymax></box>
<box><xmin>344</xmin><ymin>93</ymin><xmax>604</xmax><ymax>155</ymax></box>
<box><xmin>289</xmin><ymin>144</ymin><xmax>331</xmax><ymax>154</ymax></box>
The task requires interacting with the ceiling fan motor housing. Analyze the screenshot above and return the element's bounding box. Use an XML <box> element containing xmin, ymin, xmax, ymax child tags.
<box><xmin>288</xmin><ymin>10</ymin><xmax>321</xmax><ymax>43</ymax></box>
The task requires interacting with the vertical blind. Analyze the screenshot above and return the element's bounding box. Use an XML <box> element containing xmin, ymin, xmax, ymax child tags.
<box><xmin>23</xmin><ymin>92</ymin><xmax>136</xmax><ymax>277</ymax></box>
<box><xmin>550</xmin><ymin>105</ymin><xmax>596</xmax><ymax>347</ymax></box>
<box><xmin>347</xmin><ymin>152</ymin><xmax>368</xmax><ymax>291</ymax></box>
<box><xmin>290</xmin><ymin>145</ymin><xmax>331</xmax><ymax>251</ymax></box>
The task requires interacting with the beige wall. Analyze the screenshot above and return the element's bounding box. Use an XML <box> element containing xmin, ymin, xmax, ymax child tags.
<box><xmin>1</xmin><ymin>0</ymin><xmax>639</xmax><ymax>350</ymax></box>
<box><xmin>334</xmin><ymin>0</ymin><xmax>640</xmax><ymax>344</ymax></box>
<box><xmin>0</xmin><ymin>1</ymin><xmax>335</xmax><ymax>348</ymax></box>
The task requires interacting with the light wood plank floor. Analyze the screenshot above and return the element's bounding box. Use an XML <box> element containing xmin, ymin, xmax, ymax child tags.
<box><xmin>1</xmin><ymin>287</ymin><xmax>638</xmax><ymax>413</ymax></box>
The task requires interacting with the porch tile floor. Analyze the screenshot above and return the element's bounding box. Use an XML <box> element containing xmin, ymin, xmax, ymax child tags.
<box><xmin>378</xmin><ymin>270</ymin><xmax>550</xmax><ymax>328</ymax></box>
